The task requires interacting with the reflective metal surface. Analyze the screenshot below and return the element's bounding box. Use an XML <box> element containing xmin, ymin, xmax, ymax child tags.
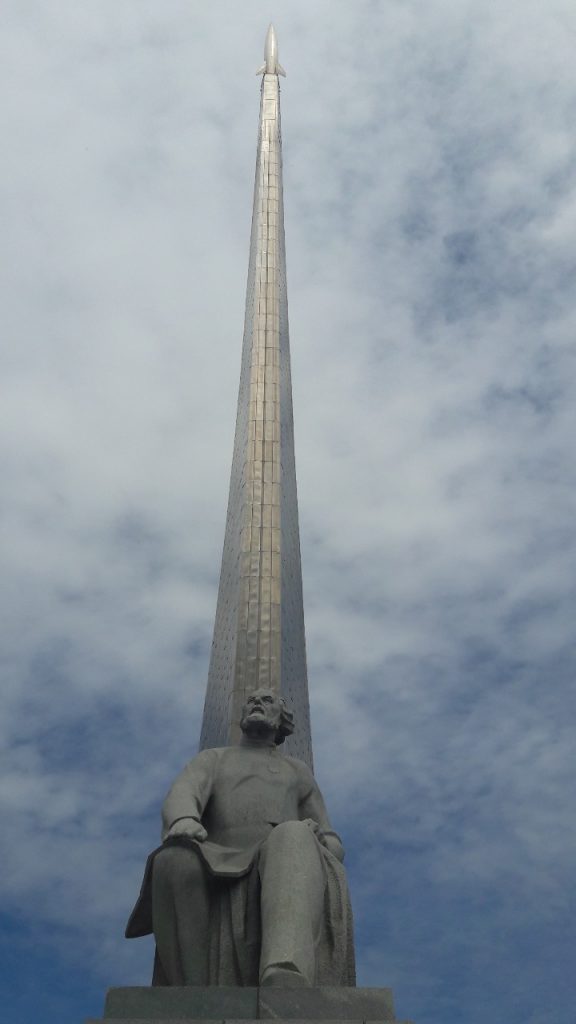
<box><xmin>257</xmin><ymin>24</ymin><xmax>286</xmax><ymax>78</ymax></box>
<box><xmin>200</xmin><ymin>31</ymin><xmax>313</xmax><ymax>767</ymax></box>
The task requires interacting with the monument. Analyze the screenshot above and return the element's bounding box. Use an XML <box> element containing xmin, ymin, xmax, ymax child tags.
<box><xmin>90</xmin><ymin>25</ymin><xmax>412</xmax><ymax>1024</ymax></box>
<box><xmin>199</xmin><ymin>22</ymin><xmax>312</xmax><ymax>769</ymax></box>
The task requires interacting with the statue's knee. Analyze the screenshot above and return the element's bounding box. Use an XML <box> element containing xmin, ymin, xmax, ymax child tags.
<box><xmin>270</xmin><ymin>820</ymin><xmax>315</xmax><ymax>846</ymax></box>
<box><xmin>153</xmin><ymin>845</ymin><xmax>205</xmax><ymax>888</ymax></box>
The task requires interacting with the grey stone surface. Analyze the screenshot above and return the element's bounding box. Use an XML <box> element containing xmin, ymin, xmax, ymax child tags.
<box><xmin>104</xmin><ymin>988</ymin><xmax>258</xmax><ymax>1020</ymax></box>
<box><xmin>127</xmin><ymin>693</ymin><xmax>354</xmax><ymax>988</ymax></box>
<box><xmin>95</xmin><ymin>987</ymin><xmax>402</xmax><ymax>1023</ymax></box>
<box><xmin>98</xmin><ymin>983</ymin><xmax>397</xmax><ymax>1015</ymax></box>
<box><xmin>258</xmin><ymin>988</ymin><xmax>396</xmax><ymax>1022</ymax></box>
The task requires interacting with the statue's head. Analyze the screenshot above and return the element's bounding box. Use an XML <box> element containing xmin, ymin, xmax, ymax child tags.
<box><xmin>240</xmin><ymin>688</ymin><xmax>295</xmax><ymax>745</ymax></box>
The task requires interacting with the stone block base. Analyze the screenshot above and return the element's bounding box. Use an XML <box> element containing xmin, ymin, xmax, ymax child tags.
<box><xmin>87</xmin><ymin>986</ymin><xmax>412</xmax><ymax>1024</ymax></box>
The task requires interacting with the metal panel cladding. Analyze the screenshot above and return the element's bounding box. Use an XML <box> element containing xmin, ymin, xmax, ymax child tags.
<box><xmin>199</xmin><ymin>42</ymin><xmax>313</xmax><ymax>768</ymax></box>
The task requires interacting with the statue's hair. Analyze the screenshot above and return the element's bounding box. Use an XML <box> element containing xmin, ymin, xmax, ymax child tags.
<box><xmin>275</xmin><ymin>699</ymin><xmax>295</xmax><ymax>745</ymax></box>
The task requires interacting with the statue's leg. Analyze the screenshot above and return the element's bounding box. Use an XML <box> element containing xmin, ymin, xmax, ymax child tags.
<box><xmin>151</xmin><ymin>844</ymin><xmax>212</xmax><ymax>986</ymax></box>
<box><xmin>258</xmin><ymin>820</ymin><xmax>325</xmax><ymax>986</ymax></box>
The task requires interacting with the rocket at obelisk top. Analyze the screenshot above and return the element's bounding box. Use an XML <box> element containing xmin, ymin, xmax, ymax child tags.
<box><xmin>257</xmin><ymin>24</ymin><xmax>286</xmax><ymax>76</ymax></box>
<box><xmin>199</xmin><ymin>26</ymin><xmax>313</xmax><ymax>768</ymax></box>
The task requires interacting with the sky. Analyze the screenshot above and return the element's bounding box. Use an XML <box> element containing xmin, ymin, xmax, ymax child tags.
<box><xmin>1</xmin><ymin>1</ymin><xmax>575</xmax><ymax>1022</ymax></box>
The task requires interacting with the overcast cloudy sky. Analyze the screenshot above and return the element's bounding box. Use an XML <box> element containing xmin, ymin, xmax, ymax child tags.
<box><xmin>2</xmin><ymin>2</ymin><xmax>575</xmax><ymax>1023</ymax></box>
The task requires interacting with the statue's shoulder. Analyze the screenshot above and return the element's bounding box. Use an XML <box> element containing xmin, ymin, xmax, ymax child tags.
<box><xmin>186</xmin><ymin>745</ymin><xmax>251</xmax><ymax>765</ymax></box>
<box><xmin>182</xmin><ymin>746</ymin><xmax>226</xmax><ymax>769</ymax></box>
<box><xmin>282</xmin><ymin>754</ymin><xmax>315</xmax><ymax>781</ymax></box>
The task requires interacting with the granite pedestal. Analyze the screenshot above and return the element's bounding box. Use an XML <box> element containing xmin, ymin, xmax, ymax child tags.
<box><xmin>87</xmin><ymin>986</ymin><xmax>412</xmax><ymax>1024</ymax></box>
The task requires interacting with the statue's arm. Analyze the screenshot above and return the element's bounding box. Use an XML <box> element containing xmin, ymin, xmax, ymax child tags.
<box><xmin>161</xmin><ymin>748</ymin><xmax>219</xmax><ymax>842</ymax></box>
<box><xmin>297</xmin><ymin>763</ymin><xmax>346</xmax><ymax>863</ymax></box>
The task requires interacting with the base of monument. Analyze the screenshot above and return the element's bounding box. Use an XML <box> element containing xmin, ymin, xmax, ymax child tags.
<box><xmin>87</xmin><ymin>986</ymin><xmax>412</xmax><ymax>1024</ymax></box>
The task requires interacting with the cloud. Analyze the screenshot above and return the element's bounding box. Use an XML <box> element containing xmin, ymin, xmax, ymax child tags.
<box><xmin>2</xmin><ymin>2</ymin><xmax>576</xmax><ymax>1022</ymax></box>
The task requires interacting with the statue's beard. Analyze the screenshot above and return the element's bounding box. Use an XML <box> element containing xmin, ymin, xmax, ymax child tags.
<box><xmin>240</xmin><ymin>711</ymin><xmax>279</xmax><ymax>739</ymax></box>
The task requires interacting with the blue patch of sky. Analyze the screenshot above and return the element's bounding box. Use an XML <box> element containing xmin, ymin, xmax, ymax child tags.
<box><xmin>351</xmin><ymin>839</ymin><xmax>576</xmax><ymax>1023</ymax></box>
<box><xmin>0</xmin><ymin>915</ymin><xmax>106</xmax><ymax>1024</ymax></box>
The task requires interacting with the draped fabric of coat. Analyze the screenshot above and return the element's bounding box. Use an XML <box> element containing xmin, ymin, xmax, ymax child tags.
<box><xmin>126</xmin><ymin>745</ymin><xmax>356</xmax><ymax>986</ymax></box>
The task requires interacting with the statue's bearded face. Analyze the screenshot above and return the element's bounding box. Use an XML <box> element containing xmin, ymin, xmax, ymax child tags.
<box><xmin>240</xmin><ymin>689</ymin><xmax>283</xmax><ymax>736</ymax></box>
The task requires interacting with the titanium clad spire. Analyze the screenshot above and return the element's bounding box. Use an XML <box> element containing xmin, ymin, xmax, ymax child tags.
<box><xmin>199</xmin><ymin>28</ymin><xmax>313</xmax><ymax>768</ymax></box>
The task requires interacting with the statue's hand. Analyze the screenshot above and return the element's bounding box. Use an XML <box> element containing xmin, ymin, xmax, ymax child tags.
<box><xmin>165</xmin><ymin>817</ymin><xmax>207</xmax><ymax>842</ymax></box>
<box><xmin>302</xmin><ymin>817</ymin><xmax>321</xmax><ymax>836</ymax></box>
<box><xmin>302</xmin><ymin>820</ymin><xmax>345</xmax><ymax>862</ymax></box>
<box><xmin>321</xmin><ymin>831</ymin><xmax>345</xmax><ymax>862</ymax></box>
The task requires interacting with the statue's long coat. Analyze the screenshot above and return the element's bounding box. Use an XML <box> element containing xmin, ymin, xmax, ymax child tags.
<box><xmin>126</xmin><ymin>745</ymin><xmax>356</xmax><ymax>986</ymax></box>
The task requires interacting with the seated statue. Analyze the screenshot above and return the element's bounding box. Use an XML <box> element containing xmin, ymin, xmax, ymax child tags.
<box><xmin>126</xmin><ymin>688</ymin><xmax>355</xmax><ymax>988</ymax></box>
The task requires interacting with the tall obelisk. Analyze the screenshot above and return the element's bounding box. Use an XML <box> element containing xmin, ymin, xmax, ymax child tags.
<box><xmin>199</xmin><ymin>26</ymin><xmax>313</xmax><ymax>768</ymax></box>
